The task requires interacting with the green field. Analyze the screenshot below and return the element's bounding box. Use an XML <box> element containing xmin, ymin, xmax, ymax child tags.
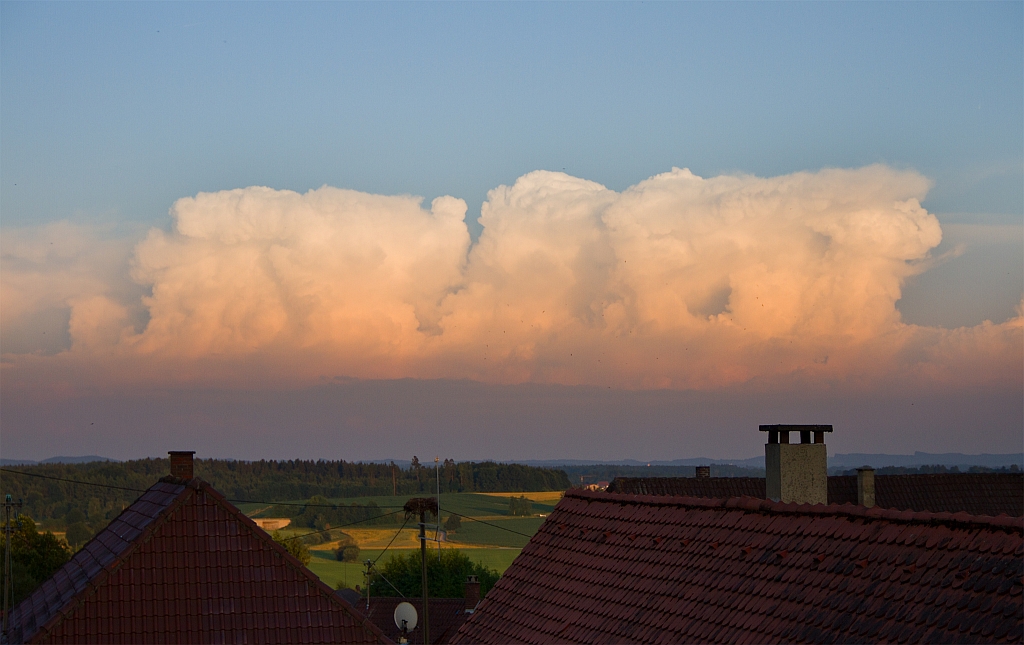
<box><xmin>248</xmin><ymin>514</ymin><xmax>544</xmax><ymax>550</ymax></box>
<box><xmin>244</xmin><ymin>491</ymin><xmax>558</xmax><ymax>592</ymax></box>
<box><xmin>447</xmin><ymin>517</ymin><xmax>543</xmax><ymax>548</ymax></box>
<box><xmin>307</xmin><ymin>547</ymin><xmax>523</xmax><ymax>591</ymax></box>
<box><xmin>241</xmin><ymin>492</ymin><xmax>558</xmax><ymax>519</ymax></box>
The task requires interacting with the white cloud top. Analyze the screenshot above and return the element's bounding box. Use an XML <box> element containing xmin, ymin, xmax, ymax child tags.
<box><xmin>2</xmin><ymin>166</ymin><xmax>1020</xmax><ymax>394</ymax></box>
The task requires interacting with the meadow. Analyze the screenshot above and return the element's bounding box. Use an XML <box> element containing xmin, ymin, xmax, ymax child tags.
<box><xmin>240</xmin><ymin>491</ymin><xmax>559</xmax><ymax>523</ymax></box>
<box><xmin>305</xmin><ymin>547</ymin><xmax>523</xmax><ymax>592</ymax></box>
<box><xmin>243</xmin><ymin>491</ymin><xmax>562</xmax><ymax>591</ymax></box>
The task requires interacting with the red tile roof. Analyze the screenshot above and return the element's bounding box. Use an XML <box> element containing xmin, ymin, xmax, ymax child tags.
<box><xmin>349</xmin><ymin>596</ymin><xmax>472</xmax><ymax>644</ymax></box>
<box><xmin>832</xmin><ymin>473</ymin><xmax>1024</xmax><ymax>517</ymax></box>
<box><xmin>608</xmin><ymin>473</ymin><xmax>1024</xmax><ymax>516</ymax></box>
<box><xmin>453</xmin><ymin>489</ymin><xmax>1024</xmax><ymax>644</ymax></box>
<box><xmin>608</xmin><ymin>476</ymin><xmax>765</xmax><ymax>499</ymax></box>
<box><xmin>6</xmin><ymin>477</ymin><xmax>389</xmax><ymax>644</ymax></box>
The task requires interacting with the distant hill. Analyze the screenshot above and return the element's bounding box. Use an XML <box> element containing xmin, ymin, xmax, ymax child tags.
<box><xmin>522</xmin><ymin>452</ymin><xmax>1024</xmax><ymax>470</ymax></box>
<box><xmin>41</xmin><ymin>455</ymin><xmax>119</xmax><ymax>464</ymax></box>
<box><xmin>519</xmin><ymin>458</ymin><xmax>765</xmax><ymax>468</ymax></box>
<box><xmin>828</xmin><ymin>452</ymin><xmax>1023</xmax><ymax>469</ymax></box>
<box><xmin>0</xmin><ymin>458</ymin><xmax>38</xmax><ymax>466</ymax></box>
<box><xmin>0</xmin><ymin>455</ymin><xmax>118</xmax><ymax>466</ymax></box>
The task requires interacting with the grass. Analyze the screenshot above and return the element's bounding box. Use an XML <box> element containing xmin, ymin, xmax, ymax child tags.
<box><xmin>478</xmin><ymin>491</ymin><xmax>564</xmax><ymax>504</ymax></box>
<box><xmin>307</xmin><ymin>548</ymin><xmax>383</xmax><ymax>591</ymax></box>
<box><xmin>244</xmin><ymin>492</ymin><xmax>561</xmax><ymax>520</ymax></box>
<box><xmin>447</xmin><ymin>517</ymin><xmax>544</xmax><ymax>548</ymax></box>
<box><xmin>291</xmin><ymin>518</ymin><xmax>542</xmax><ymax>551</ymax></box>
<box><xmin>244</xmin><ymin>490</ymin><xmax>561</xmax><ymax>591</ymax></box>
<box><xmin>306</xmin><ymin>547</ymin><xmax>523</xmax><ymax>591</ymax></box>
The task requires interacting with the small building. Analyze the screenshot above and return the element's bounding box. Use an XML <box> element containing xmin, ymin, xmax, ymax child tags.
<box><xmin>453</xmin><ymin>427</ymin><xmax>1024</xmax><ymax>644</ymax></box>
<box><xmin>344</xmin><ymin>576</ymin><xmax>481</xmax><ymax>645</ymax></box>
<box><xmin>4</xmin><ymin>452</ymin><xmax>389</xmax><ymax>644</ymax></box>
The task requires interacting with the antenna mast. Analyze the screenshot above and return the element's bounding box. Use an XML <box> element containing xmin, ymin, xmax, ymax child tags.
<box><xmin>435</xmin><ymin>456</ymin><xmax>441</xmax><ymax>560</ymax></box>
<box><xmin>3</xmin><ymin>494</ymin><xmax>23</xmax><ymax>641</ymax></box>
<box><xmin>404</xmin><ymin>497</ymin><xmax>437</xmax><ymax>645</ymax></box>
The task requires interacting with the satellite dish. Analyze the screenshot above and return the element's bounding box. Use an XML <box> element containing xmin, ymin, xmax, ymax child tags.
<box><xmin>394</xmin><ymin>601</ymin><xmax>418</xmax><ymax>632</ymax></box>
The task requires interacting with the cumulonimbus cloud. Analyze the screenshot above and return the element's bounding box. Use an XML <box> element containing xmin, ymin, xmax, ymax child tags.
<box><xmin>2</xmin><ymin>166</ymin><xmax>1021</xmax><ymax>394</ymax></box>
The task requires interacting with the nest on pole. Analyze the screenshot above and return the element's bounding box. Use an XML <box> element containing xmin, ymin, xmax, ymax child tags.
<box><xmin>403</xmin><ymin>497</ymin><xmax>438</xmax><ymax>519</ymax></box>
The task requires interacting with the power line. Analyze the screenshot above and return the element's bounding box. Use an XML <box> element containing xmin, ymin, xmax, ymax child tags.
<box><xmin>1</xmin><ymin>467</ymin><xmax>544</xmax><ymax>542</ymax></box>
<box><xmin>0</xmin><ymin>468</ymin><xmax>405</xmax><ymax>508</ymax></box>
<box><xmin>277</xmin><ymin>510</ymin><xmax>406</xmax><ymax>542</ymax></box>
<box><xmin>440</xmin><ymin>508</ymin><xmax>536</xmax><ymax>540</ymax></box>
<box><xmin>373</xmin><ymin>518</ymin><xmax>410</xmax><ymax>566</ymax></box>
<box><xmin>0</xmin><ymin>468</ymin><xmax>147</xmax><ymax>493</ymax></box>
<box><xmin>366</xmin><ymin>563</ymin><xmax>406</xmax><ymax>598</ymax></box>
<box><xmin>231</xmin><ymin>498</ymin><xmax>404</xmax><ymax>509</ymax></box>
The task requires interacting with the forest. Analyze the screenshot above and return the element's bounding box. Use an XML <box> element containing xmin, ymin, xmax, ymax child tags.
<box><xmin>0</xmin><ymin>457</ymin><xmax>571</xmax><ymax>534</ymax></box>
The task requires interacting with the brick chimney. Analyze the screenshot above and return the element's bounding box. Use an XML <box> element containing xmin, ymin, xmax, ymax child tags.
<box><xmin>857</xmin><ymin>466</ymin><xmax>876</xmax><ymax>508</ymax></box>
<box><xmin>169</xmin><ymin>451</ymin><xmax>196</xmax><ymax>480</ymax></box>
<box><xmin>760</xmin><ymin>425</ymin><xmax>831</xmax><ymax>504</ymax></box>
<box><xmin>695</xmin><ymin>466</ymin><xmax>711</xmax><ymax>479</ymax></box>
<box><xmin>464</xmin><ymin>575</ymin><xmax>480</xmax><ymax>613</ymax></box>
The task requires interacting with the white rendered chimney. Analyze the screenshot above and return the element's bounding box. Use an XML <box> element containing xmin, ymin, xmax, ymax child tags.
<box><xmin>761</xmin><ymin>425</ymin><xmax>831</xmax><ymax>505</ymax></box>
<box><xmin>857</xmin><ymin>466</ymin><xmax>876</xmax><ymax>508</ymax></box>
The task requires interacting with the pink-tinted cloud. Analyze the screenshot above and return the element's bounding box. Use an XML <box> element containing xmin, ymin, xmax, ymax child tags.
<box><xmin>2</xmin><ymin>166</ymin><xmax>1020</xmax><ymax>397</ymax></box>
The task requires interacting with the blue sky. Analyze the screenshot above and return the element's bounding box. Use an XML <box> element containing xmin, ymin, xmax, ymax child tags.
<box><xmin>1</xmin><ymin>2</ymin><xmax>1021</xmax><ymax>461</ymax></box>
<box><xmin>3</xmin><ymin>2</ymin><xmax>1021</xmax><ymax>228</ymax></box>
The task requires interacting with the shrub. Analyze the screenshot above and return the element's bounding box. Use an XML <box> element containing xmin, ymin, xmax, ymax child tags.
<box><xmin>271</xmin><ymin>530</ymin><xmax>311</xmax><ymax>566</ymax></box>
<box><xmin>369</xmin><ymin>548</ymin><xmax>499</xmax><ymax>599</ymax></box>
<box><xmin>443</xmin><ymin>514</ymin><xmax>462</xmax><ymax>531</ymax></box>
<box><xmin>0</xmin><ymin>516</ymin><xmax>71</xmax><ymax>606</ymax></box>
<box><xmin>65</xmin><ymin>522</ymin><xmax>93</xmax><ymax>548</ymax></box>
<box><xmin>507</xmin><ymin>496</ymin><xmax>532</xmax><ymax>516</ymax></box>
<box><xmin>336</xmin><ymin>544</ymin><xmax>361</xmax><ymax>562</ymax></box>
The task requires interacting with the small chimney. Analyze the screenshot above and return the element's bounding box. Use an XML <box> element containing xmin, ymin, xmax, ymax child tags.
<box><xmin>695</xmin><ymin>465</ymin><xmax>711</xmax><ymax>479</ymax></box>
<box><xmin>760</xmin><ymin>425</ymin><xmax>831</xmax><ymax>505</ymax></box>
<box><xmin>169</xmin><ymin>451</ymin><xmax>196</xmax><ymax>480</ymax></box>
<box><xmin>464</xmin><ymin>575</ymin><xmax>480</xmax><ymax>613</ymax></box>
<box><xmin>857</xmin><ymin>466</ymin><xmax>876</xmax><ymax>508</ymax></box>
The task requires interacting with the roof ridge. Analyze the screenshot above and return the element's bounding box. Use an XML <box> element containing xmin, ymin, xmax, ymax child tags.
<box><xmin>13</xmin><ymin>478</ymin><xmax>390</xmax><ymax>644</ymax></box>
<box><xmin>193</xmin><ymin>480</ymin><xmax>389</xmax><ymax>642</ymax></box>
<box><xmin>13</xmin><ymin>480</ymin><xmax>192</xmax><ymax>643</ymax></box>
<box><xmin>570</xmin><ymin>488</ymin><xmax>1024</xmax><ymax>532</ymax></box>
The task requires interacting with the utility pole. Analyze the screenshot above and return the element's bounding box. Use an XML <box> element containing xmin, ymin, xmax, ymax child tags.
<box><xmin>403</xmin><ymin>497</ymin><xmax>437</xmax><ymax>645</ymax></box>
<box><xmin>435</xmin><ymin>456</ymin><xmax>441</xmax><ymax>560</ymax></box>
<box><xmin>3</xmin><ymin>494</ymin><xmax>23</xmax><ymax>641</ymax></box>
<box><xmin>363</xmin><ymin>559</ymin><xmax>372</xmax><ymax>611</ymax></box>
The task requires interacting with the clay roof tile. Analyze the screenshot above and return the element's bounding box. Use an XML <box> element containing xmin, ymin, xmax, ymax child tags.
<box><xmin>6</xmin><ymin>479</ymin><xmax>388</xmax><ymax>644</ymax></box>
<box><xmin>453</xmin><ymin>488</ymin><xmax>1024</xmax><ymax>645</ymax></box>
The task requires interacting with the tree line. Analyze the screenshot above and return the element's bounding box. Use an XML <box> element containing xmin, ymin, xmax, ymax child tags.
<box><xmin>0</xmin><ymin>458</ymin><xmax>571</xmax><ymax>534</ymax></box>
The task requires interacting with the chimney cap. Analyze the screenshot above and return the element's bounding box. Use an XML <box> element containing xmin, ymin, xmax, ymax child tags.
<box><xmin>168</xmin><ymin>450</ymin><xmax>196</xmax><ymax>456</ymax></box>
<box><xmin>759</xmin><ymin>424</ymin><xmax>832</xmax><ymax>433</ymax></box>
